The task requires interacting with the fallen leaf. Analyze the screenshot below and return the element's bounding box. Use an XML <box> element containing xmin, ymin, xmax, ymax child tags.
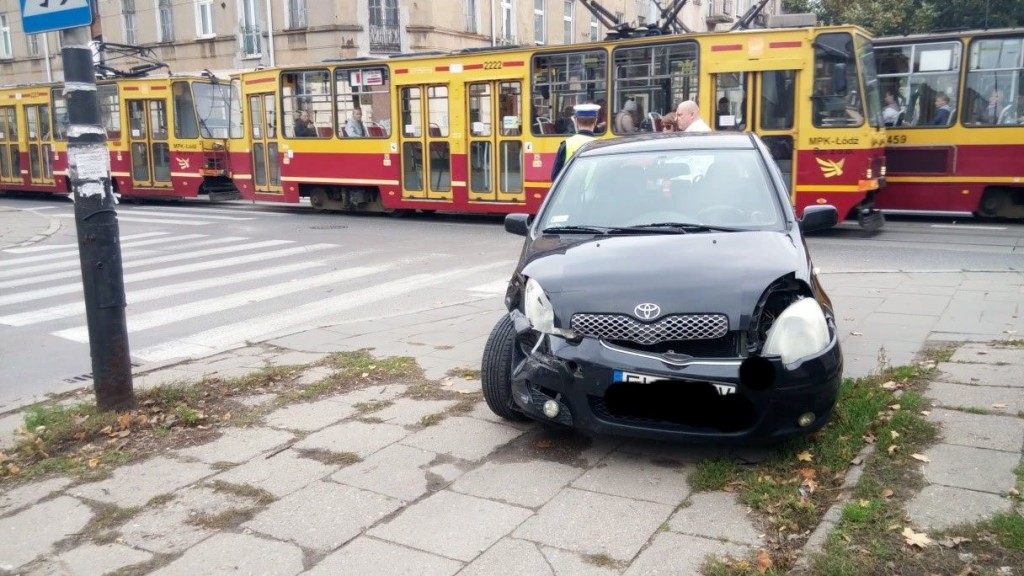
<box><xmin>911</xmin><ymin>453</ymin><xmax>930</xmax><ymax>462</ymax></box>
<box><xmin>361</xmin><ymin>372</ymin><xmax>370</xmax><ymax>378</ymax></box>
<box><xmin>851</xmin><ymin>331</ymin><xmax>863</xmax><ymax>336</ymax></box>
<box><xmin>890</xmin><ymin>430</ymin><xmax>900</xmax><ymax>440</ymax></box>
<box><xmin>920</xmin><ymin>410</ymin><xmax>931</xmax><ymax>416</ymax></box>
<box><xmin>534</xmin><ymin>439</ymin><xmax>553</xmax><ymax>449</ymax></box>
<box><xmin>863</xmin><ymin>432</ymin><xmax>876</xmax><ymax>444</ymax></box>
<box><xmin>87</xmin><ymin>458</ymin><xmax>100</xmax><ymax>469</ymax></box>
<box><xmin>116</xmin><ymin>413</ymin><xmax>133</xmax><ymax>429</ymax></box>
<box><xmin>881</xmin><ymin>380</ymin><xmax>898</xmax><ymax>390</ymax></box>
<box><xmin>73</xmin><ymin>414</ymin><xmax>89</xmax><ymax>426</ymax></box>
<box><xmin>881</xmin><ymin>488</ymin><xmax>894</xmax><ymax>499</ymax></box>
<box><xmin>858</xmin><ymin>499</ymin><xmax>870</xmax><ymax>507</ymax></box>
<box><xmin>992</xmin><ymin>403</ymin><xmax>1007</xmax><ymax>409</ymax></box>
<box><xmin>798</xmin><ymin>467</ymin><xmax>817</xmax><ymax>480</ymax></box>
<box><xmin>756</xmin><ymin>548</ymin><xmax>773</xmax><ymax>574</ymax></box>
<box><xmin>889</xmin><ymin>404</ymin><xmax>901</xmax><ymax>411</ymax></box>
<box><xmin>888</xmin><ymin>444</ymin><xmax>899</xmax><ymax>454</ymax></box>
<box><xmin>99</xmin><ymin>425</ymin><xmax>113</xmax><ymax>435</ymax></box>
<box><xmin>903</xmin><ymin>527</ymin><xmax>932</xmax><ymax>548</ymax></box>
<box><xmin>938</xmin><ymin>536</ymin><xmax>971</xmax><ymax>548</ymax></box>
<box><xmin>1009</xmin><ymin>488</ymin><xmax>1020</xmax><ymax>497</ymax></box>
<box><xmin>796</xmin><ymin>450</ymin><xmax>813</xmax><ymax>462</ymax></box>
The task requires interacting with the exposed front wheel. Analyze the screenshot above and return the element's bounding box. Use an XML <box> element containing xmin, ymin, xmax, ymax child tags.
<box><xmin>481</xmin><ymin>314</ymin><xmax>530</xmax><ymax>421</ymax></box>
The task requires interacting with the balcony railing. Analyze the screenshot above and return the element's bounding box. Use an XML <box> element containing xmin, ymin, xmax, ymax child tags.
<box><xmin>369</xmin><ymin>23</ymin><xmax>400</xmax><ymax>53</ymax></box>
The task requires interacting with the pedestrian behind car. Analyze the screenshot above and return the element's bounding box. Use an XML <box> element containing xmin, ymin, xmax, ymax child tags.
<box><xmin>550</xmin><ymin>103</ymin><xmax>600</xmax><ymax>181</ymax></box>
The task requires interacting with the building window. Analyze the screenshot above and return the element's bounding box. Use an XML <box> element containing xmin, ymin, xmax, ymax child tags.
<box><xmin>465</xmin><ymin>0</ymin><xmax>477</xmax><ymax>33</ymax></box>
<box><xmin>122</xmin><ymin>0</ymin><xmax>137</xmax><ymax>45</ymax></box>
<box><xmin>27</xmin><ymin>34</ymin><xmax>40</xmax><ymax>57</ymax></box>
<box><xmin>239</xmin><ymin>0</ymin><xmax>261</xmax><ymax>57</ymax></box>
<box><xmin>563</xmin><ymin>1</ymin><xmax>573</xmax><ymax>44</ymax></box>
<box><xmin>287</xmin><ymin>0</ymin><xmax>308</xmax><ymax>29</ymax></box>
<box><xmin>1</xmin><ymin>16</ymin><xmax>13</xmax><ymax>60</ymax></box>
<box><xmin>157</xmin><ymin>0</ymin><xmax>175</xmax><ymax>43</ymax></box>
<box><xmin>369</xmin><ymin>0</ymin><xmax>400</xmax><ymax>54</ymax></box>
<box><xmin>534</xmin><ymin>0</ymin><xmax>545</xmax><ymax>45</ymax></box>
<box><xmin>590</xmin><ymin>14</ymin><xmax>599</xmax><ymax>41</ymax></box>
<box><xmin>501</xmin><ymin>0</ymin><xmax>515</xmax><ymax>43</ymax></box>
<box><xmin>195</xmin><ymin>0</ymin><xmax>215</xmax><ymax>38</ymax></box>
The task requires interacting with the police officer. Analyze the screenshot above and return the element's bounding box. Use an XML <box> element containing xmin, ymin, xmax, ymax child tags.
<box><xmin>550</xmin><ymin>103</ymin><xmax>600</xmax><ymax>181</ymax></box>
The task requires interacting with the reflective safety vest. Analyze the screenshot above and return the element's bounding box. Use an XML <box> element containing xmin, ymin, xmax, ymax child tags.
<box><xmin>564</xmin><ymin>133</ymin><xmax>596</xmax><ymax>161</ymax></box>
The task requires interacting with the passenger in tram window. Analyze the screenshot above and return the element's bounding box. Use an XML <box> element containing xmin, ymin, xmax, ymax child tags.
<box><xmin>930</xmin><ymin>93</ymin><xmax>953</xmax><ymax>126</ymax></box>
<box><xmin>554</xmin><ymin>106</ymin><xmax>575</xmax><ymax>134</ymax></box>
<box><xmin>595</xmin><ymin>98</ymin><xmax>608</xmax><ymax>133</ymax></box>
<box><xmin>294</xmin><ymin>110</ymin><xmax>317</xmax><ymax>137</ymax></box>
<box><xmin>345</xmin><ymin>108</ymin><xmax>367</xmax><ymax>137</ymax></box>
<box><xmin>973</xmin><ymin>89</ymin><xmax>1003</xmax><ymax>125</ymax></box>
<box><xmin>661</xmin><ymin>111</ymin><xmax>677</xmax><ymax>132</ymax></box>
<box><xmin>615</xmin><ymin>99</ymin><xmax>638</xmax><ymax>133</ymax></box>
<box><xmin>882</xmin><ymin>90</ymin><xmax>903</xmax><ymax>127</ymax></box>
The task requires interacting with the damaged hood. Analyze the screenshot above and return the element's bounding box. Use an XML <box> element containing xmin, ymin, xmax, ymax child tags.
<box><xmin>520</xmin><ymin>231</ymin><xmax>810</xmax><ymax>330</ymax></box>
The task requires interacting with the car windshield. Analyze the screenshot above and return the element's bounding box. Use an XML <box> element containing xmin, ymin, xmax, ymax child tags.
<box><xmin>537</xmin><ymin>148</ymin><xmax>785</xmax><ymax>232</ymax></box>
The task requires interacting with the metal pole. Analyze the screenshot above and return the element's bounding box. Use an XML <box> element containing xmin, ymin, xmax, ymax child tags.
<box><xmin>60</xmin><ymin>25</ymin><xmax>134</xmax><ymax>412</ymax></box>
<box><xmin>42</xmin><ymin>34</ymin><xmax>53</xmax><ymax>83</ymax></box>
<box><xmin>264</xmin><ymin>0</ymin><xmax>276</xmax><ymax>67</ymax></box>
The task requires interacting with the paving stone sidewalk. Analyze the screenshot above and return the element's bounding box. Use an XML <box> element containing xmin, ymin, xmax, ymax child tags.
<box><xmin>0</xmin><ymin>206</ymin><xmax>62</xmax><ymax>249</ymax></box>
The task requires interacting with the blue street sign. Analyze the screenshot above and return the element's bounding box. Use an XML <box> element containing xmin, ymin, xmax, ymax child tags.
<box><xmin>19</xmin><ymin>0</ymin><xmax>94</xmax><ymax>35</ymax></box>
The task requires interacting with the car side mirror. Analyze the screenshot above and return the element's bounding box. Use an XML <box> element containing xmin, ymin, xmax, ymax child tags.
<box><xmin>799</xmin><ymin>205</ymin><xmax>839</xmax><ymax>233</ymax></box>
<box><xmin>504</xmin><ymin>213</ymin><xmax>532</xmax><ymax>236</ymax></box>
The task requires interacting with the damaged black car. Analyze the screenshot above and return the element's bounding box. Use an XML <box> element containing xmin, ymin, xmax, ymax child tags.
<box><xmin>481</xmin><ymin>132</ymin><xmax>843</xmax><ymax>443</ymax></box>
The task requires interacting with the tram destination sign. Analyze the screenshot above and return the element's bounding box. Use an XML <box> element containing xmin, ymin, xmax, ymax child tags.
<box><xmin>19</xmin><ymin>0</ymin><xmax>94</xmax><ymax>35</ymax></box>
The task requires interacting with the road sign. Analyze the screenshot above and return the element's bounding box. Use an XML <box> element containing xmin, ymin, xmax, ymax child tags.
<box><xmin>19</xmin><ymin>0</ymin><xmax>93</xmax><ymax>35</ymax></box>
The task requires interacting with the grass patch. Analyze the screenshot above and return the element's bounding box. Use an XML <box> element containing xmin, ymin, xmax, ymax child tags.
<box><xmin>582</xmin><ymin>553</ymin><xmax>625</xmax><ymax>570</ymax></box>
<box><xmin>419</xmin><ymin>413</ymin><xmax>444</xmax><ymax>427</ymax></box>
<box><xmin>189</xmin><ymin>507</ymin><xmax>259</xmax><ymax>530</ymax></box>
<box><xmin>995</xmin><ymin>339</ymin><xmax>1024</xmax><ymax>349</ymax></box>
<box><xmin>294</xmin><ymin>448</ymin><xmax>361</xmax><ymax>467</ymax></box>
<box><xmin>80</xmin><ymin>503</ymin><xmax>140</xmax><ymax>542</ymax></box>
<box><xmin>446</xmin><ymin>367</ymin><xmax>482</xmax><ymax>380</ymax></box>
<box><xmin>354</xmin><ymin>400</ymin><xmax>393</xmax><ymax>414</ymax></box>
<box><xmin>207</xmin><ymin>480</ymin><xmax>277</xmax><ymax>505</ymax></box>
<box><xmin>324</xmin><ymin>350</ymin><xmax>420</xmax><ymax>381</ymax></box>
<box><xmin>700</xmin><ymin>359</ymin><xmax>944</xmax><ymax>574</ymax></box>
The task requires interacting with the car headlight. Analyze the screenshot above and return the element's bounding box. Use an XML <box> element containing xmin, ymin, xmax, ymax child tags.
<box><xmin>524</xmin><ymin>278</ymin><xmax>576</xmax><ymax>339</ymax></box>
<box><xmin>762</xmin><ymin>298</ymin><xmax>830</xmax><ymax>365</ymax></box>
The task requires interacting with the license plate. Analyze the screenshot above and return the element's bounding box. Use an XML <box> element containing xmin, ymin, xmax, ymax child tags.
<box><xmin>613</xmin><ymin>370</ymin><xmax>736</xmax><ymax>396</ymax></box>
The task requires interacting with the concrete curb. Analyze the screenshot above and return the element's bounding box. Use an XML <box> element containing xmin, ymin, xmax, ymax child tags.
<box><xmin>0</xmin><ymin>208</ymin><xmax>63</xmax><ymax>250</ymax></box>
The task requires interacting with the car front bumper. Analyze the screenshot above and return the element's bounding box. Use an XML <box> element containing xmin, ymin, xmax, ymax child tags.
<box><xmin>508</xmin><ymin>313</ymin><xmax>843</xmax><ymax>443</ymax></box>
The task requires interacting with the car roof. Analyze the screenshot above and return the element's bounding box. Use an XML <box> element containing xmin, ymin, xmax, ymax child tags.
<box><xmin>576</xmin><ymin>132</ymin><xmax>759</xmax><ymax>157</ymax></box>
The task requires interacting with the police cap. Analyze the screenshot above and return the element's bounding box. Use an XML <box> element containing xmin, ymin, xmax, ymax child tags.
<box><xmin>573</xmin><ymin>103</ymin><xmax>601</xmax><ymax>118</ymax></box>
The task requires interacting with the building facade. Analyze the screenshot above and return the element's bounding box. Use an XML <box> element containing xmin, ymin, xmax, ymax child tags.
<box><xmin>0</xmin><ymin>0</ymin><xmax>780</xmax><ymax>86</ymax></box>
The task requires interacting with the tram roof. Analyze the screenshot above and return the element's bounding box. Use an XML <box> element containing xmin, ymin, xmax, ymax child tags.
<box><xmin>875</xmin><ymin>27</ymin><xmax>1024</xmax><ymax>44</ymax></box>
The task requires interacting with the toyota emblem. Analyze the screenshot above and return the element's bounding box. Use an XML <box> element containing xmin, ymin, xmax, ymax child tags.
<box><xmin>634</xmin><ymin>303</ymin><xmax>661</xmax><ymax>320</ymax></box>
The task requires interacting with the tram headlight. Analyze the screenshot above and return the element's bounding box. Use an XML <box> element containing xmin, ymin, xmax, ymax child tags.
<box><xmin>762</xmin><ymin>298</ymin><xmax>830</xmax><ymax>365</ymax></box>
<box><xmin>524</xmin><ymin>278</ymin><xmax>576</xmax><ymax>339</ymax></box>
<box><xmin>866</xmin><ymin>168</ymin><xmax>873</xmax><ymax>179</ymax></box>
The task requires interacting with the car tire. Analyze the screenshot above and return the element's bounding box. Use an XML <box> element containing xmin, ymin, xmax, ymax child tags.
<box><xmin>481</xmin><ymin>315</ymin><xmax>530</xmax><ymax>422</ymax></box>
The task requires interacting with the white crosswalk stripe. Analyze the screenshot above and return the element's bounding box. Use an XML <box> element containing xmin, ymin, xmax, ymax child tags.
<box><xmin>132</xmin><ymin>261</ymin><xmax>513</xmax><ymax>363</ymax></box>
<box><xmin>0</xmin><ymin>243</ymin><xmax>337</xmax><ymax>307</ymax></box>
<box><xmin>54</xmin><ymin>214</ymin><xmax>239</xmax><ymax>226</ymax></box>
<box><xmin>0</xmin><ymin>239</ymin><xmax>288</xmax><ymax>289</ymax></box>
<box><xmin>1</xmin><ymin>225</ymin><xmax>510</xmax><ymax>372</ymax></box>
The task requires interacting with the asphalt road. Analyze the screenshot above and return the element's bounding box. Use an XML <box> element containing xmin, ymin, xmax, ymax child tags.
<box><xmin>1</xmin><ymin>194</ymin><xmax>1022</xmax><ymax>408</ymax></box>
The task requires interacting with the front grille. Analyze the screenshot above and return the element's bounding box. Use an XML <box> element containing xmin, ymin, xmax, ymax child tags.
<box><xmin>607</xmin><ymin>333</ymin><xmax>738</xmax><ymax>357</ymax></box>
<box><xmin>571</xmin><ymin>313</ymin><xmax>728</xmax><ymax>346</ymax></box>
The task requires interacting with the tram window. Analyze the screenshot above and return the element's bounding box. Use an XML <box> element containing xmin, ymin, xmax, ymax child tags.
<box><xmin>173</xmin><ymin>81</ymin><xmax>200</xmax><ymax>139</ymax></box>
<box><xmin>875</xmin><ymin>41</ymin><xmax>961</xmax><ymax>128</ymax></box>
<box><xmin>97</xmin><ymin>85</ymin><xmax>121</xmax><ymax>140</ymax></box>
<box><xmin>760</xmin><ymin>70</ymin><xmax>796</xmax><ymax>131</ymax></box>
<box><xmin>281</xmin><ymin>70</ymin><xmax>333</xmax><ymax>139</ymax></box>
<box><xmin>335</xmin><ymin>67</ymin><xmax>391</xmax><ymax>138</ymax></box>
<box><xmin>612</xmin><ymin>41</ymin><xmax>698</xmax><ymax>134</ymax></box>
<box><xmin>50</xmin><ymin>90</ymin><xmax>67</xmax><ymax>140</ymax></box>
<box><xmin>812</xmin><ymin>32</ymin><xmax>865</xmax><ymax>128</ymax></box>
<box><xmin>963</xmin><ymin>37</ymin><xmax>1024</xmax><ymax>127</ymax></box>
<box><xmin>192</xmin><ymin>81</ymin><xmax>238</xmax><ymax>138</ymax></box>
<box><xmin>499</xmin><ymin>81</ymin><xmax>522</xmax><ymax>136</ymax></box>
<box><xmin>230</xmin><ymin>80</ymin><xmax>244</xmax><ymax>139</ymax></box>
<box><xmin>531</xmin><ymin>49</ymin><xmax>608</xmax><ymax>136</ymax></box>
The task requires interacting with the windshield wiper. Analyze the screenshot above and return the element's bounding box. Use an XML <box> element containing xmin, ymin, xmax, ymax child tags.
<box><xmin>541</xmin><ymin>225</ymin><xmax>609</xmax><ymax>235</ymax></box>
<box><xmin>618</xmin><ymin>222</ymin><xmax>745</xmax><ymax>233</ymax></box>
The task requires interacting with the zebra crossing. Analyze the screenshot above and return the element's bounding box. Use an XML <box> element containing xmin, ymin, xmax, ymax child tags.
<box><xmin>1</xmin><ymin>209</ymin><xmax>515</xmax><ymax>388</ymax></box>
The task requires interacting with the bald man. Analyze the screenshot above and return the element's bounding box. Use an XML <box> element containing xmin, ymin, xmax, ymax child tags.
<box><xmin>675</xmin><ymin>100</ymin><xmax>712</xmax><ymax>133</ymax></box>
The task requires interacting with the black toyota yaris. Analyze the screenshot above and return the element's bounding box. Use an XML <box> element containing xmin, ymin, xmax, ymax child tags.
<box><xmin>481</xmin><ymin>132</ymin><xmax>843</xmax><ymax>443</ymax></box>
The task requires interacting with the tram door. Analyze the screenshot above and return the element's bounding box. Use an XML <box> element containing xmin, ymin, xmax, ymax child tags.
<box><xmin>711</xmin><ymin>70</ymin><xmax>799</xmax><ymax>192</ymax></box>
<box><xmin>126</xmin><ymin>99</ymin><xmax>172</xmax><ymax>189</ymax></box>
<box><xmin>465</xmin><ymin>81</ymin><xmax>525</xmax><ymax>204</ymax></box>
<box><xmin>399</xmin><ymin>84</ymin><xmax>452</xmax><ymax>201</ymax></box>
<box><xmin>24</xmin><ymin>104</ymin><xmax>54</xmax><ymax>186</ymax></box>
<box><xmin>0</xmin><ymin>106</ymin><xmax>19</xmax><ymax>184</ymax></box>
<box><xmin>248</xmin><ymin>93</ymin><xmax>281</xmax><ymax>195</ymax></box>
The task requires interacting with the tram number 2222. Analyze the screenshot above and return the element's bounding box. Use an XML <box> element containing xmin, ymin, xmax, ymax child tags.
<box><xmin>482</xmin><ymin>61</ymin><xmax>504</xmax><ymax>70</ymax></box>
